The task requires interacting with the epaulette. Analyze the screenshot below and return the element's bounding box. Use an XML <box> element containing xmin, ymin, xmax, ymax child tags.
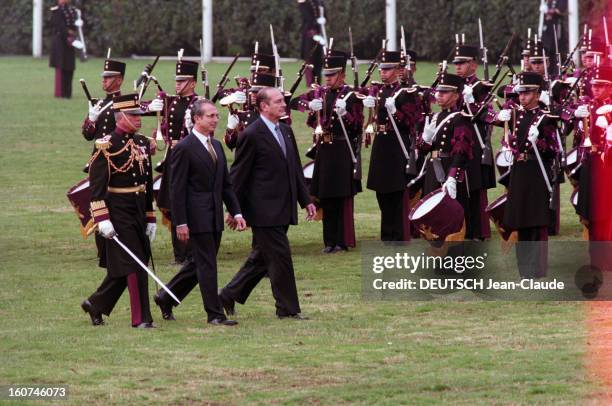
<box><xmin>370</xmin><ymin>81</ymin><xmax>383</xmax><ymax>86</ymax></box>
<box><xmin>95</xmin><ymin>135</ymin><xmax>112</xmax><ymax>150</ymax></box>
<box><xmin>50</xmin><ymin>5</ymin><xmax>58</xmax><ymax>10</ymax></box>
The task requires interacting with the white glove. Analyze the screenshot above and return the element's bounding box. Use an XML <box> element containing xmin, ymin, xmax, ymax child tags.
<box><xmin>442</xmin><ymin>176</ymin><xmax>457</xmax><ymax>199</ymax></box>
<box><xmin>71</xmin><ymin>40</ymin><xmax>84</xmax><ymax>50</ymax></box>
<box><xmin>574</xmin><ymin>105</ymin><xmax>589</xmax><ymax>118</ymax></box>
<box><xmin>148</xmin><ymin>98</ymin><xmax>164</xmax><ymax>112</ymax></box>
<box><xmin>184</xmin><ymin>108</ymin><xmax>193</xmax><ymax>132</ymax></box>
<box><xmin>596</xmin><ymin>115</ymin><xmax>609</xmax><ymax>129</ymax></box>
<box><xmin>539</xmin><ymin>3</ymin><xmax>549</xmax><ymax>13</ymax></box>
<box><xmin>88</xmin><ymin>100</ymin><xmax>103</xmax><ymax>122</ymax></box>
<box><xmin>528</xmin><ymin>125</ymin><xmax>539</xmax><ymax>144</ymax></box>
<box><xmin>539</xmin><ymin>91</ymin><xmax>550</xmax><ymax>106</ymax></box>
<box><xmin>308</xmin><ymin>98</ymin><xmax>323</xmax><ymax>112</ymax></box>
<box><xmin>317</xmin><ymin>17</ymin><xmax>326</xmax><ymax>25</ymax></box>
<box><xmin>497</xmin><ymin>109</ymin><xmax>511</xmax><ymax>122</ymax></box>
<box><xmin>422</xmin><ymin>116</ymin><xmax>436</xmax><ymax>144</ymax></box>
<box><xmin>227</xmin><ymin>114</ymin><xmax>240</xmax><ymax>130</ymax></box>
<box><xmin>462</xmin><ymin>85</ymin><xmax>475</xmax><ymax>104</ymax></box>
<box><xmin>385</xmin><ymin>97</ymin><xmax>397</xmax><ymax>115</ymax></box>
<box><xmin>335</xmin><ymin>98</ymin><xmax>347</xmax><ymax>116</ymax></box>
<box><xmin>565</xmin><ymin>77</ymin><xmax>578</xmax><ymax>86</ymax></box>
<box><xmin>98</xmin><ymin>220</ymin><xmax>116</xmax><ymax>239</ymax></box>
<box><xmin>74</xmin><ymin>19</ymin><xmax>83</xmax><ymax>28</ymax></box>
<box><xmin>363</xmin><ymin>95</ymin><xmax>376</xmax><ymax>108</ymax></box>
<box><xmin>231</xmin><ymin>91</ymin><xmax>247</xmax><ymax>104</ymax></box>
<box><xmin>146</xmin><ymin>223</ymin><xmax>157</xmax><ymax>242</ymax></box>
<box><xmin>607</xmin><ymin>125</ymin><xmax>612</xmax><ymax>142</ymax></box>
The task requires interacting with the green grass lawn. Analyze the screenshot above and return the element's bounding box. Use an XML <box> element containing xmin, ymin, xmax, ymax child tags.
<box><xmin>0</xmin><ymin>56</ymin><xmax>592</xmax><ymax>405</ymax></box>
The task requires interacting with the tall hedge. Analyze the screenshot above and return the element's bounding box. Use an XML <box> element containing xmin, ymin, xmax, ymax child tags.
<box><xmin>0</xmin><ymin>0</ymin><xmax>607</xmax><ymax>61</ymax></box>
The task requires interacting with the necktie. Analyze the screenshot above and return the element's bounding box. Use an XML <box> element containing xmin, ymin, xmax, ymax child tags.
<box><xmin>206</xmin><ymin>136</ymin><xmax>217</xmax><ymax>164</ymax></box>
<box><xmin>274</xmin><ymin>125</ymin><xmax>287</xmax><ymax>157</ymax></box>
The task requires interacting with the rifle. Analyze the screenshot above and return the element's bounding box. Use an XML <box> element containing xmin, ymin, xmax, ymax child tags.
<box><xmin>79</xmin><ymin>79</ymin><xmax>93</xmax><ymax>103</ymax></box>
<box><xmin>359</xmin><ymin>44</ymin><xmax>385</xmax><ymax>88</ymax></box>
<box><xmin>553</xmin><ymin>25</ymin><xmax>562</xmax><ymax>79</ymax></box>
<box><xmin>560</xmin><ymin>37</ymin><xmax>582</xmax><ymax>75</ymax></box>
<box><xmin>211</xmin><ymin>53</ymin><xmax>240</xmax><ymax>103</ymax></box>
<box><xmin>349</xmin><ymin>27</ymin><xmax>359</xmax><ymax>90</ymax></box>
<box><xmin>604</xmin><ymin>16</ymin><xmax>612</xmax><ymax>63</ymax></box>
<box><xmin>199</xmin><ymin>38</ymin><xmax>210</xmax><ymax>100</ymax></box>
<box><xmin>472</xmin><ymin>67</ymin><xmax>511</xmax><ymax>121</ymax></box>
<box><xmin>400</xmin><ymin>25</ymin><xmax>414</xmax><ymax>84</ymax></box>
<box><xmin>288</xmin><ymin>45</ymin><xmax>317</xmax><ymax>97</ymax></box>
<box><xmin>478</xmin><ymin>18</ymin><xmax>489</xmax><ymax>81</ymax></box>
<box><xmin>270</xmin><ymin>24</ymin><xmax>284</xmax><ymax>91</ymax></box>
<box><xmin>490</xmin><ymin>33</ymin><xmax>516</xmax><ymax>84</ymax></box>
<box><xmin>560</xmin><ymin>68</ymin><xmax>587</xmax><ymax>107</ymax></box>
<box><xmin>137</xmin><ymin>55</ymin><xmax>160</xmax><ymax>100</ymax></box>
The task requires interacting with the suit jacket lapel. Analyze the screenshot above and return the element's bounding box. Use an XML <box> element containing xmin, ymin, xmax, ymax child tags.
<box><xmin>258</xmin><ymin>118</ymin><xmax>287</xmax><ymax>160</ymax></box>
<box><xmin>190</xmin><ymin>131</ymin><xmax>216</xmax><ymax>172</ymax></box>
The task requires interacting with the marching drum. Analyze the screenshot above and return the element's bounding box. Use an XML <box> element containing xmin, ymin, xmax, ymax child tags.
<box><xmin>409</xmin><ymin>188</ymin><xmax>464</xmax><ymax>242</ymax></box>
<box><xmin>303</xmin><ymin>160</ymin><xmax>315</xmax><ymax>187</ymax></box>
<box><xmin>66</xmin><ymin>178</ymin><xmax>95</xmax><ymax>238</ymax></box>
<box><xmin>495</xmin><ymin>149</ymin><xmax>513</xmax><ymax>177</ymax></box>
<box><xmin>485</xmin><ymin>192</ymin><xmax>513</xmax><ymax>241</ymax></box>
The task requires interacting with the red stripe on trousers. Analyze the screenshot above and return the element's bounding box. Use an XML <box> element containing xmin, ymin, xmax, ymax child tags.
<box><xmin>127</xmin><ymin>273</ymin><xmax>142</xmax><ymax>326</ymax></box>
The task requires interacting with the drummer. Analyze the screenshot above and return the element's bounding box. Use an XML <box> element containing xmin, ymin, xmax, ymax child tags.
<box><xmin>416</xmin><ymin>72</ymin><xmax>475</xmax><ymax>235</ymax></box>
<box><xmin>495</xmin><ymin>72</ymin><xmax>559</xmax><ymax>278</ymax></box>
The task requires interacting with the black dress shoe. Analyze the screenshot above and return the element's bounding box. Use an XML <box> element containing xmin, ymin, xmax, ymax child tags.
<box><xmin>81</xmin><ymin>300</ymin><xmax>104</xmax><ymax>326</ymax></box>
<box><xmin>154</xmin><ymin>294</ymin><xmax>176</xmax><ymax>321</ymax></box>
<box><xmin>218</xmin><ymin>289</ymin><xmax>236</xmax><ymax>316</ymax></box>
<box><xmin>208</xmin><ymin>318</ymin><xmax>238</xmax><ymax>326</ymax></box>
<box><xmin>278</xmin><ymin>313</ymin><xmax>310</xmax><ymax>320</ymax></box>
<box><xmin>321</xmin><ymin>246</ymin><xmax>335</xmax><ymax>254</ymax></box>
<box><xmin>333</xmin><ymin>245</ymin><xmax>348</xmax><ymax>252</ymax></box>
<box><xmin>133</xmin><ymin>322</ymin><xmax>156</xmax><ymax>329</ymax></box>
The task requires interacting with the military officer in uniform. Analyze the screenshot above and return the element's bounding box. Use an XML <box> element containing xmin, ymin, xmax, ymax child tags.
<box><xmin>496</xmin><ymin>72</ymin><xmax>559</xmax><ymax>278</ymax></box>
<box><xmin>49</xmin><ymin>0</ymin><xmax>80</xmax><ymax>98</ymax></box>
<box><xmin>146</xmin><ymin>56</ymin><xmax>200</xmax><ymax>265</ymax></box>
<box><xmin>81</xmin><ymin>93</ymin><xmax>157</xmax><ymax>328</ymax></box>
<box><xmin>363</xmin><ymin>50</ymin><xmax>426</xmax><ymax>241</ymax></box>
<box><xmin>81</xmin><ymin>56</ymin><xmax>126</xmax><ymax>259</ymax></box>
<box><xmin>292</xmin><ymin>49</ymin><xmax>363</xmax><ymax>252</ymax></box>
<box><xmin>453</xmin><ymin>43</ymin><xmax>496</xmax><ymax>240</ymax></box>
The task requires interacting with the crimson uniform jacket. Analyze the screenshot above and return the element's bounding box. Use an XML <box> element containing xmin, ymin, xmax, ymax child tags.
<box><xmin>170</xmin><ymin>132</ymin><xmax>241</xmax><ymax>233</ymax></box>
<box><xmin>230</xmin><ymin>118</ymin><xmax>311</xmax><ymax>227</ymax></box>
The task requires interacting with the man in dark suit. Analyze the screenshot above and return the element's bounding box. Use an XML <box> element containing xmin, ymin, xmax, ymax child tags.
<box><xmin>154</xmin><ymin>98</ymin><xmax>245</xmax><ymax>326</ymax></box>
<box><xmin>219</xmin><ymin>87</ymin><xmax>316</xmax><ymax>320</ymax></box>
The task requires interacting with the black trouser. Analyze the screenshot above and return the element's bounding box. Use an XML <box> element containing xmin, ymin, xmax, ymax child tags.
<box><xmin>87</xmin><ymin>270</ymin><xmax>152</xmax><ymax>326</ymax></box>
<box><xmin>54</xmin><ymin>68</ymin><xmax>73</xmax><ymax>98</ymax></box>
<box><xmin>376</xmin><ymin>191</ymin><xmax>405</xmax><ymax>241</ymax></box>
<box><xmin>319</xmin><ymin>197</ymin><xmax>346</xmax><ymax>248</ymax></box>
<box><xmin>222</xmin><ymin>226</ymin><xmax>301</xmax><ymax>316</ymax></box>
<box><xmin>465</xmin><ymin>189</ymin><xmax>484</xmax><ymax>240</ymax></box>
<box><xmin>516</xmin><ymin>226</ymin><xmax>548</xmax><ymax>279</ymax></box>
<box><xmin>157</xmin><ymin>232</ymin><xmax>225</xmax><ymax>322</ymax></box>
<box><xmin>171</xmin><ymin>225</ymin><xmax>191</xmax><ymax>262</ymax></box>
<box><xmin>95</xmin><ymin>233</ymin><xmax>105</xmax><ymax>260</ymax></box>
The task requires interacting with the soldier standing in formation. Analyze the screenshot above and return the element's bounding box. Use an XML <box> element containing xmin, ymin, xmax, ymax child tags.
<box><xmin>363</xmin><ymin>50</ymin><xmax>426</xmax><ymax>241</ymax></box>
<box><xmin>292</xmin><ymin>49</ymin><xmax>363</xmax><ymax>252</ymax></box>
<box><xmin>147</xmin><ymin>56</ymin><xmax>200</xmax><ymax>266</ymax></box>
